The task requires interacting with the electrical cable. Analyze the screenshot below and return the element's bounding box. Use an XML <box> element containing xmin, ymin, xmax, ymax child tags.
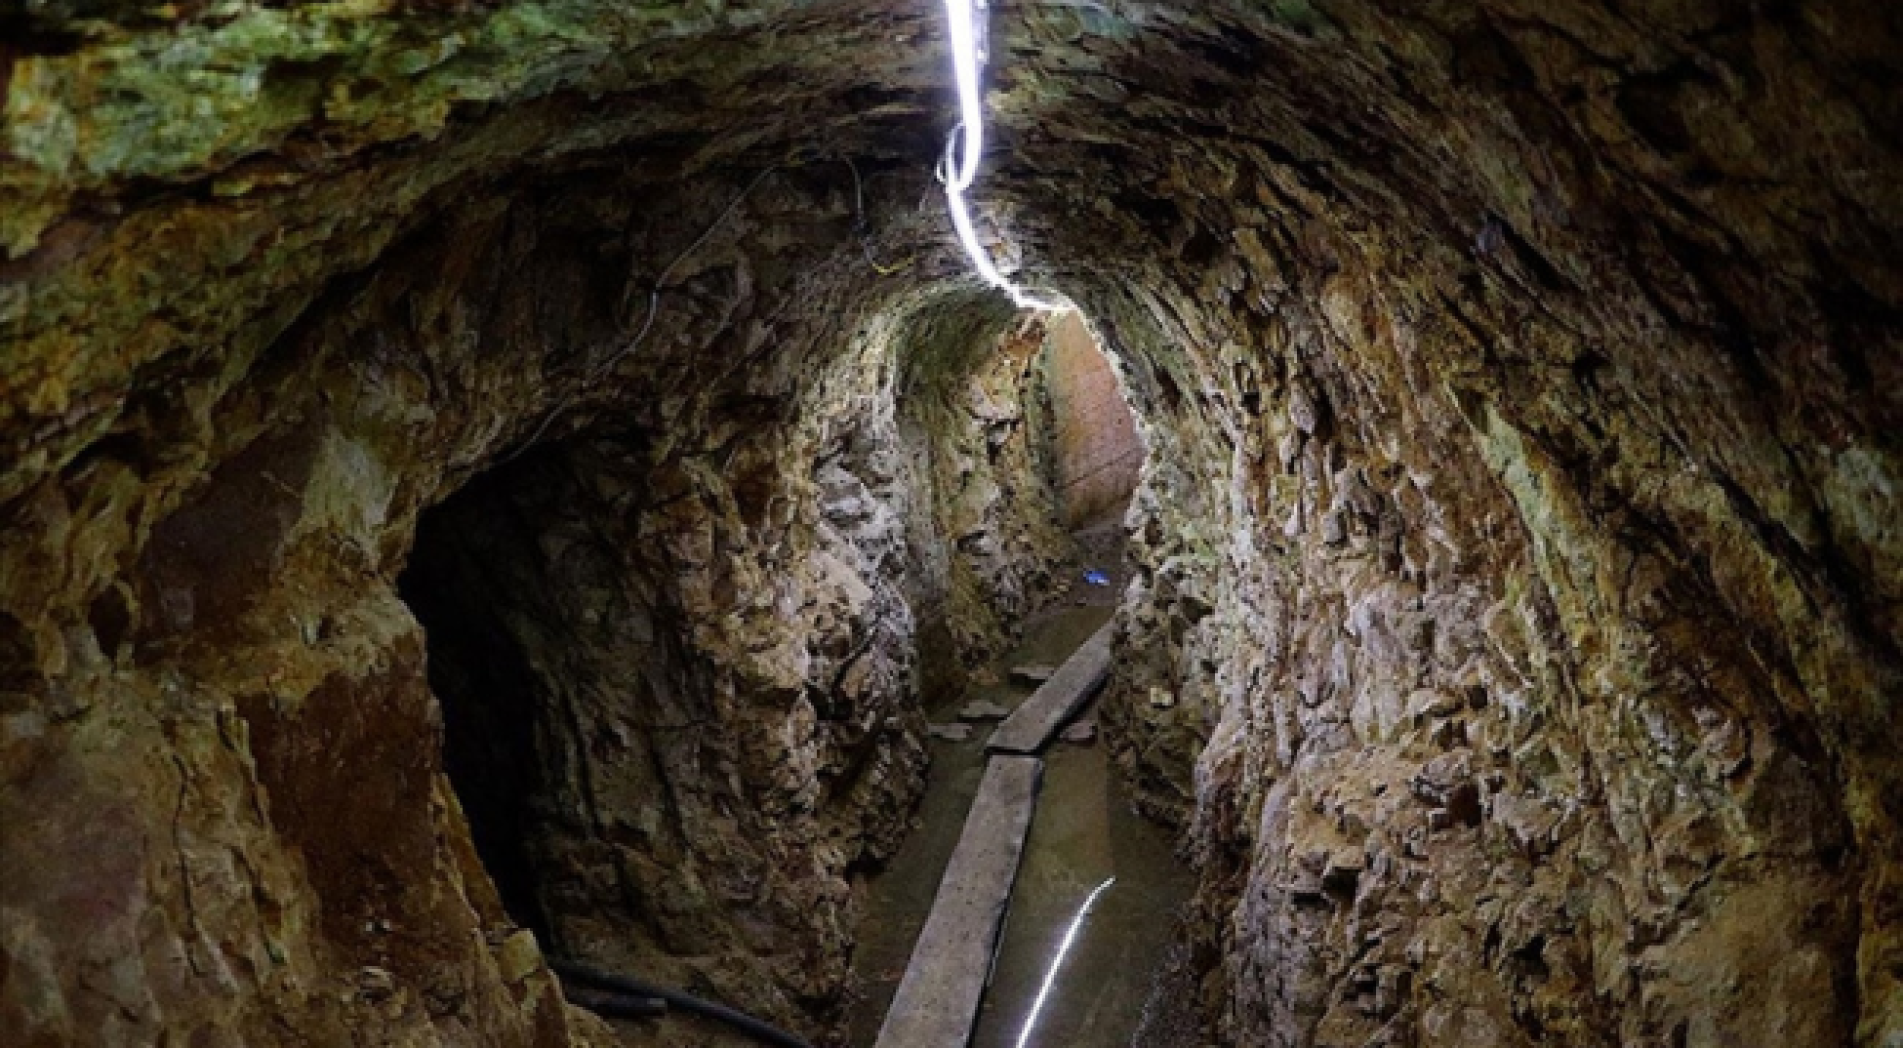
<box><xmin>562</xmin><ymin>984</ymin><xmax>668</xmax><ymax>1019</ymax></box>
<box><xmin>500</xmin><ymin>165</ymin><xmax>779</xmax><ymax>463</ymax></box>
<box><xmin>843</xmin><ymin>156</ymin><xmax>917</xmax><ymax>276</ymax></box>
<box><xmin>937</xmin><ymin>0</ymin><xmax>1066</xmax><ymax>311</ymax></box>
<box><xmin>504</xmin><ymin>2</ymin><xmax>1063</xmax><ymax>467</ymax></box>
<box><xmin>550</xmin><ymin>959</ymin><xmax>813</xmax><ymax>1048</ymax></box>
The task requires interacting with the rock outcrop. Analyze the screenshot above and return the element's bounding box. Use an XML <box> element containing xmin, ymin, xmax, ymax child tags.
<box><xmin>897</xmin><ymin>303</ymin><xmax>1076</xmax><ymax>692</ymax></box>
<box><xmin>3</xmin><ymin>1</ymin><xmax>1899</xmax><ymax>1046</ymax></box>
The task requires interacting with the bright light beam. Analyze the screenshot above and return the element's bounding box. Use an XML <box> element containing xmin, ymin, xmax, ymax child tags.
<box><xmin>1014</xmin><ymin>876</ymin><xmax>1117</xmax><ymax>1048</ymax></box>
<box><xmin>940</xmin><ymin>0</ymin><xmax>1066</xmax><ymax>312</ymax></box>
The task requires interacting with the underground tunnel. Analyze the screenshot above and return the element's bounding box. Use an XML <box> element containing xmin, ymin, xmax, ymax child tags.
<box><xmin>1</xmin><ymin>1</ymin><xmax>1900</xmax><ymax>1047</ymax></box>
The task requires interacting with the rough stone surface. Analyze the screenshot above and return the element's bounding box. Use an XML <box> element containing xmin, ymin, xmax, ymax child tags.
<box><xmin>399</xmin><ymin>425</ymin><xmax>925</xmax><ymax>1039</ymax></box>
<box><xmin>1059</xmin><ymin>721</ymin><xmax>1099</xmax><ymax>746</ymax></box>
<box><xmin>1060</xmin><ymin>7</ymin><xmax>1901</xmax><ymax>1044</ymax></box>
<box><xmin>1044</xmin><ymin>311</ymin><xmax>1145</xmax><ymax>528</ymax></box>
<box><xmin>956</xmin><ymin>700</ymin><xmax>1012</xmax><ymax>723</ymax></box>
<box><xmin>1009</xmin><ymin>664</ymin><xmax>1058</xmax><ymax>685</ymax></box>
<box><xmin>3</xmin><ymin>1</ymin><xmax>1901</xmax><ymax>1046</ymax></box>
<box><xmin>926</xmin><ymin>722</ymin><xmax>975</xmax><ymax>743</ymax></box>
<box><xmin>899</xmin><ymin>310</ymin><xmax>1078</xmax><ymax>694</ymax></box>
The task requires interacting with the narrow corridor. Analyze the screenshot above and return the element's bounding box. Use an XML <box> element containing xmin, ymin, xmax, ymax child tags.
<box><xmin>848</xmin><ymin>514</ymin><xmax>1192</xmax><ymax>1047</ymax></box>
<box><xmin>13</xmin><ymin>3</ymin><xmax>1897</xmax><ymax>1043</ymax></box>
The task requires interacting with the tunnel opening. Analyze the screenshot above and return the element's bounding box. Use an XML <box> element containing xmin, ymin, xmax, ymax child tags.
<box><xmin>393</xmin><ymin>431</ymin><xmax>724</xmax><ymax>997</ymax></box>
<box><xmin>889</xmin><ymin>299</ymin><xmax>1150</xmax><ymax>698</ymax></box>
<box><xmin>396</xmin><ymin>443</ymin><xmax>598</xmax><ymax>960</ymax></box>
<box><xmin>397</xmin><ymin>443</ymin><xmax>571</xmax><ymax>947</ymax></box>
<box><xmin>392</xmin><ymin>280</ymin><xmax>1186</xmax><ymax>1045</ymax></box>
<box><xmin>850</xmin><ymin>303</ymin><xmax>1192</xmax><ymax>1048</ymax></box>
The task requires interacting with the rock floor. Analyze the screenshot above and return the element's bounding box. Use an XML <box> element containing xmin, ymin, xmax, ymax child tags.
<box><xmin>967</xmin><ymin>692</ymin><xmax>1198</xmax><ymax>1048</ymax></box>
<box><xmin>847</xmin><ymin>516</ymin><xmax>1193</xmax><ymax>1048</ymax></box>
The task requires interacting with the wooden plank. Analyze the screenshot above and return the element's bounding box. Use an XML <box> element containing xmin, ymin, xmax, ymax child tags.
<box><xmin>874</xmin><ymin>755</ymin><xmax>1043</xmax><ymax>1048</ymax></box>
<box><xmin>985</xmin><ymin>621</ymin><xmax>1114</xmax><ymax>755</ymax></box>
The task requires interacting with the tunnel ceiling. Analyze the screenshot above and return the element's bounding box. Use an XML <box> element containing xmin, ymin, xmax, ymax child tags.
<box><xmin>3</xmin><ymin>1</ymin><xmax>1901</xmax><ymax>1046</ymax></box>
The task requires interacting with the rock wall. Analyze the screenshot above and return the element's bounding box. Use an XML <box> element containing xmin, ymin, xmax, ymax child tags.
<box><xmin>1043</xmin><ymin>311</ymin><xmax>1145</xmax><ymax>529</ymax></box>
<box><xmin>398</xmin><ymin>418</ymin><xmax>924</xmax><ymax>1041</ymax></box>
<box><xmin>895</xmin><ymin>304</ymin><xmax>1076</xmax><ymax>690</ymax></box>
<box><xmin>0</xmin><ymin>116</ymin><xmax>1086</xmax><ymax>1039</ymax></box>
<box><xmin>0</xmin><ymin>142</ymin><xmax>973</xmax><ymax>1044</ymax></box>
<box><xmin>1013</xmin><ymin>4</ymin><xmax>1901</xmax><ymax>1045</ymax></box>
<box><xmin>4</xmin><ymin>0</ymin><xmax>1901</xmax><ymax>1046</ymax></box>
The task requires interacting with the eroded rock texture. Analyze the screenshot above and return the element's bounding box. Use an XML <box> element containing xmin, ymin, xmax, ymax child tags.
<box><xmin>1044</xmin><ymin>311</ymin><xmax>1145</xmax><ymax>528</ymax></box>
<box><xmin>3</xmin><ymin>0</ymin><xmax>1900</xmax><ymax>1046</ymax></box>
<box><xmin>897</xmin><ymin>303</ymin><xmax>1076</xmax><ymax>691</ymax></box>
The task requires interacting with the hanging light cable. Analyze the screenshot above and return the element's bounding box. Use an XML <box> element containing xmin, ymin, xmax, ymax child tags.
<box><xmin>938</xmin><ymin>0</ymin><xmax>1066</xmax><ymax>311</ymax></box>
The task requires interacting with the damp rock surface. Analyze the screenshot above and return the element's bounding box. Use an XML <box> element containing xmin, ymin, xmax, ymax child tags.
<box><xmin>3</xmin><ymin>1</ymin><xmax>1901</xmax><ymax>1047</ymax></box>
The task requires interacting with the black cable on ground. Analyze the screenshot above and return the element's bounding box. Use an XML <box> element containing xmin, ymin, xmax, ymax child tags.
<box><xmin>562</xmin><ymin>984</ymin><xmax>668</xmax><ymax>1020</ymax></box>
<box><xmin>549</xmin><ymin>959</ymin><xmax>814</xmax><ymax>1048</ymax></box>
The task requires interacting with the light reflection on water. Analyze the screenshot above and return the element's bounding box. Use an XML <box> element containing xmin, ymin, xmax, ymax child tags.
<box><xmin>847</xmin><ymin>602</ymin><xmax>1196</xmax><ymax>1048</ymax></box>
<box><xmin>1013</xmin><ymin>876</ymin><xmax>1117</xmax><ymax>1048</ymax></box>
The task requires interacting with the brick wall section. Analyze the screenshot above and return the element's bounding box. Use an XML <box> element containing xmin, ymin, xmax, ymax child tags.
<box><xmin>1045</xmin><ymin>312</ymin><xmax>1143</xmax><ymax>528</ymax></box>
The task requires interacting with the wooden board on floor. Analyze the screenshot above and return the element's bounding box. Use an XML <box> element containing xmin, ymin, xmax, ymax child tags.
<box><xmin>985</xmin><ymin>620</ymin><xmax>1114</xmax><ymax>755</ymax></box>
<box><xmin>874</xmin><ymin>755</ymin><xmax>1043</xmax><ymax>1048</ymax></box>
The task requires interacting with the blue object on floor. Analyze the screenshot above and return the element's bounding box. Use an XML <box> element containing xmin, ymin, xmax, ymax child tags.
<box><xmin>1084</xmin><ymin>570</ymin><xmax>1110</xmax><ymax>587</ymax></box>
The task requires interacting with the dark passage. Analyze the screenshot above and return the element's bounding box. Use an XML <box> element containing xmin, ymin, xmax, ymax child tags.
<box><xmin>398</xmin><ymin>445</ymin><xmax>576</xmax><ymax>942</ymax></box>
<box><xmin>394</xmin><ymin>432</ymin><xmax>860</xmax><ymax>1044</ymax></box>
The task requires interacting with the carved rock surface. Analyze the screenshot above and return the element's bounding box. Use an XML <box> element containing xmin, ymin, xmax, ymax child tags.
<box><xmin>2</xmin><ymin>1</ymin><xmax>1900</xmax><ymax>1046</ymax></box>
